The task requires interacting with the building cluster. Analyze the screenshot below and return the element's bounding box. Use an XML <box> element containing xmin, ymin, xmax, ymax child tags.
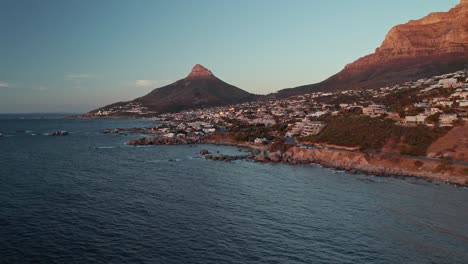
<box><xmin>158</xmin><ymin>70</ymin><xmax>467</xmax><ymax>137</ymax></box>
<box><xmin>95</xmin><ymin>103</ymin><xmax>157</xmax><ymax>116</ymax></box>
<box><xmin>99</xmin><ymin>70</ymin><xmax>468</xmax><ymax>138</ymax></box>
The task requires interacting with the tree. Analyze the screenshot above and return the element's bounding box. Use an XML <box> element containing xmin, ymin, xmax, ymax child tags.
<box><xmin>426</xmin><ymin>113</ymin><xmax>440</xmax><ymax>124</ymax></box>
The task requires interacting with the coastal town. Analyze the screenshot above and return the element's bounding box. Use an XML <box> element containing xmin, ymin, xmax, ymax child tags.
<box><xmin>101</xmin><ymin>70</ymin><xmax>467</xmax><ymax>141</ymax></box>
<box><xmin>93</xmin><ymin>70</ymin><xmax>468</xmax><ymax>187</ymax></box>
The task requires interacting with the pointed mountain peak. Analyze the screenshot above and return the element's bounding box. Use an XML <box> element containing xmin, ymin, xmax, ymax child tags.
<box><xmin>186</xmin><ymin>64</ymin><xmax>215</xmax><ymax>79</ymax></box>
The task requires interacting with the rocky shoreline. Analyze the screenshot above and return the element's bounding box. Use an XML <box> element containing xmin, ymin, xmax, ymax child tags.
<box><xmin>125</xmin><ymin>134</ymin><xmax>468</xmax><ymax>187</ymax></box>
<box><xmin>127</xmin><ymin>136</ymin><xmax>201</xmax><ymax>146</ymax></box>
<box><xmin>245</xmin><ymin>147</ymin><xmax>468</xmax><ymax>187</ymax></box>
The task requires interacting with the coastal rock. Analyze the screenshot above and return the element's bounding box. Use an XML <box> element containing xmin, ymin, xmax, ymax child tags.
<box><xmin>268</xmin><ymin>151</ymin><xmax>283</xmax><ymax>163</ymax></box>
<box><xmin>49</xmin><ymin>131</ymin><xmax>69</xmax><ymax>136</ymax></box>
<box><xmin>199</xmin><ymin>149</ymin><xmax>210</xmax><ymax>155</ymax></box>
<box><xmin>127</xmin><ymin>136</ymin><xmax>196</xmax><ymax>146</ymax></box>
<box><xmin>255</xmin><ymin>150</ymin><xmax>269</xmax><ymax>162</ymax></box>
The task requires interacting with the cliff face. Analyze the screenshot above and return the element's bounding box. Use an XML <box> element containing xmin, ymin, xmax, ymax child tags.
<box><xmin>278</xmin><ymin>0</ymin><xmax>468</xmax><ymax>96</ymax></box>
<box><xmin>345</xmin><ymin>0</ymin><xmax>467</xmax><ymax>73</ymax></box>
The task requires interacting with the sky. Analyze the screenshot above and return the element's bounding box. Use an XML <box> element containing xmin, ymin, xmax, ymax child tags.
<box><xmin>0</xmin><ymin>0</ymin><xmax>460</xmax><ymax>113</ymax></box>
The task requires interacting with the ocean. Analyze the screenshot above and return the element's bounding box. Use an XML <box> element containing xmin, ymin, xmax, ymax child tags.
<box><xmin>1</xmin><ymin>115</ymin><xmax>467</xmax><ymax>263</ymax></box>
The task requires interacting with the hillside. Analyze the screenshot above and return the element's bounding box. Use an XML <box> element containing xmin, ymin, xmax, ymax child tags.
<box><xmin>85</xmin><ymin>64</ymin><xmax>256</xmax><ymax>117</ymax></box>
<box><xmin>428</xmin><ymin>122</ymin><xmax>468</xmax><ymax>162</ymax></box>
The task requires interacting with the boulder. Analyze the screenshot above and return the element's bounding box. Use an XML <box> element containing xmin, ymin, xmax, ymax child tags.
<box><xmin>268</xmin><ymin>151</ymin><xmax>282</xmax><ymax>163</ymax></box>
<box><xmin>49</xmin><ymin>131</ymin><xmax>69</xmax><ymax>136</ymax></box>
<box><xmin>199</xmin><ymin>149</ymin><xmax>210</xmax><ymax>155</ymax></box>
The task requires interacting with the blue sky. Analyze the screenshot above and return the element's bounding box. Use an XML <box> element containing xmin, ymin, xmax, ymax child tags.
<box><xmin>0</xmin><ymin>0</ymin><xmax>460</xmax><ymax>113</ymax></box>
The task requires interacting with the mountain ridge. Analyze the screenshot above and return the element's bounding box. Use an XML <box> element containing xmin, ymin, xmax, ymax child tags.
<box><xmin>276</xmin><ymin>0</ymin><xmax>467</xmax><ymax>96</ymax></box>
<box><xmin>85</xmin><ymin>65</ymin><xmax>257</xmax><ymax>117</ymax></box>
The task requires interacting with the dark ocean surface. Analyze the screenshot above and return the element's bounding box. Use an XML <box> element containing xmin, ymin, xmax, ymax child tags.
<box><xmin>1</xmin><ymin>115</ymin><xmax>468</xmax><ymax>263</ymax></box>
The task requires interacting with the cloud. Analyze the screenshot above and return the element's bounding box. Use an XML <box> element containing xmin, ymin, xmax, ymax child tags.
<box><xmin>0</xmin><ymin>82</ymin><xmax>9</xmax><ymax>88</ymax></box>
<box><xmin>135</xmin><ymin>79</ymin><xmax>171</xmax><ymax>87</ymax></box>
<box><xmin>32</xmin><ymin>86</ymin><xmax>48</xmax><ymax>91</ymax></box>
<box><xmin>65</xmin><ymin>74</ymin><xmax>93</xmax><ymax>81</ymax></box>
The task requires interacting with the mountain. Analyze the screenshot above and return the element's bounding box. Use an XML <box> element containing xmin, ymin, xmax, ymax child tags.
<box><xmin>86</xmin><ymin>64</ymin><xmax>256</xmax><ymax>117</ymax></box>
<box><xmin>278</xmin><ymin>0</ymin><xmax>468</xmax><ymax>96</ymax></box>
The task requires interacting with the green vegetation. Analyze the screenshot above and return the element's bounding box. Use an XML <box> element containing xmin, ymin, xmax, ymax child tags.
<box><xmin>300</xmin><ymin>114</ymin><xmax>449</xmax><ymax>156</ymax></box>
<box><xmin>461</xmin><ymin>168</ymin><xmax>468</xmax><ymax>176</ymax></box>
<box><xmin>228</xmin><ymin>122</ymin><xmax>280</xmax><ymax>142</ymax></box>
<box><xmin>426</xmin><ymin>113</ymin><xmax>440</xmax><ymax>124</ymax></box>
<box><xmin>414</xmin><ymin>160</ymin><xmax>424</xmax><ymax>168</ymax></box>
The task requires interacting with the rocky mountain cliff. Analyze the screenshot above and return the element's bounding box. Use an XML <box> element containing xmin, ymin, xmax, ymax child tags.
<box><xmin>278</xmin><ymin>0</ymin><xmax>468</xmax><ymax>96</ymax></box>
<box><xmin>86</xmin><ymin>64</ymin><xmax>256</xmax><ymax>116</ymax></box>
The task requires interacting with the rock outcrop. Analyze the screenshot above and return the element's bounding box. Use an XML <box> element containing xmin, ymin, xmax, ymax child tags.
<box><xmin>278</xmin><ymin>0</ymin><xmax>468</xmax><ymax>96</ymax></box>
<box><xmin>127</xmin><ymin>136</ymin><xmax>199</xmax><ymax>146</ymax></box>
<box><xmin>49</xmin><ymin>131</ymin><xmax>69</xmax><ymax>136</ymax></box>
<box><xmin>186</xmin><ymin>64</ymin><xmax>216</xmax><ymax>80</ymax></box>
<box><xmin>249</xmin><ymin>146</ymin><xmax>468</xmax><ymax>186</ymax></box>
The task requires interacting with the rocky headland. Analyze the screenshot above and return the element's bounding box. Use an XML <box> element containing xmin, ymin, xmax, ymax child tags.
<box><xmin>125</xmin><ymin>132</ymin><xmax>468</xmax><ymax>187</ymax></box>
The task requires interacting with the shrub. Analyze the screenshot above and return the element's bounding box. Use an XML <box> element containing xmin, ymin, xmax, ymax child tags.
<box><xmin>414</xmin><ymin>160</ymin><xmax>424</xmax><ymax>168</ymax></box>
<box><xmin>461</xmin><ymin>168</ymin><xmax>468</xmax><ymax>176</ymax></box>
<box><xmin>301</xmin><ymin>114</ymin><xmax>449</xmax><ymax>155</ymax></box>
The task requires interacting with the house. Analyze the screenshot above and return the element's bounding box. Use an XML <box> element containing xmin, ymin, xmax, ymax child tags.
<box><xmin>254</xmin><ymin>138</ymin><xmax>268</xmax><ymax>144</ymax></box>
<box><xmin>450</xmin><ymin>91</ymin><xmax>468</xmax><ymax>99</ymax></box>
<box><xmin>439</xmin><ymin>78</ymin><xmax>459</xmax><ymax>88</ymax></box>
<box><xmin>308</xmin><ymin>111</ymin><xmax>328</xmax><ymax>117</ymax></box>
<box><xmin>339</xmin><ymin>103</ymin><xmax>351</xmax><ymax>109</ymax></box>
<box><xmin>163</xmin><ymin>133</ymin><xmax>175</xmax><ymax>138</ymax></box>
<box><xmin>301</xmin><ymin>120</ymin><xmax>326</xmax><ymax>136</ymax></box>
<box><xmin>456</xmin><ymin>108</ymin><xmax>468</xmax><ymax>118</ymax></box>
<box><xmin>405</xmin><ymin>114</ymin><xmax>428</xmax><ymax>125</ymax></box>
<box><xmin>414</xmin><ymin>102</ymin><xmax>429</xmax><ymax>108</ymax></box>
<box><xmin>457</xmin><ymin>100</ymin><xmax>468</xmax><ymax>107</ymax></box>
<box><xmin>203</xmin><ymin>128</ymin><xmax>216</xmax><ymax>134</ymax></box>
<box><xmin>363</xmin><ymin>104</ymin><xmax>386</xmax><ymax>117</ymax></box>
<box><xmin>286</xmin><ymin>119</ymin><xmax>326</xmax><ymax>137</ymax></box>
<box><xmin>435</xmin><ymin>100</ymin><xmax>454</xmax><ymax>107</ymax></box>
<box><xmin>424</xmin><ymin>108</ymin><xmax>442</xmax><ymax>115</ymax></box>
<box><xmin>440</xmin><ymin>114</ymin><xmax>458</xmax><ymax>126</ymax></box>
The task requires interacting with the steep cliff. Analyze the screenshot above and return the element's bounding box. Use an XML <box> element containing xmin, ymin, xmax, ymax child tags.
<box><xmin>278</xmin><ymin>0</ymin><xmax>468</xmax><ymax>96</ymax></box>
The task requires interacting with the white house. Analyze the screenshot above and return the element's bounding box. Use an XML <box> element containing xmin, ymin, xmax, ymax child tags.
<box><xmin>363</xmin><ymin>104</ymin><xmax>386</xmax><ymax>117</ymax></box>
<box><xmin>301</xmin><ymin>120</ymin><xmax>326</xmax><ymax>136</ymax></box>
<box><xmin>254</xmin><ymin>138</ymin><xmax>268</xmax><ymax>144</ymax></box>
<box><xmin>458</xmin><ymin>100</ymin><xmax>468</xmax><ymax>107</ymax></box>
<box><xmin>440</xmin><ymin>114</ymin><xmax>458</xmax><ymax>126</ymax></box>
<box><xmin>405</xmin><ymin>114</ymin><xmax>428</xmax><ymax>125</ymax></box>
<box><xmin>439</xmin><ymin>78</ymin><xmax>458</xmax><ymax>88</ymax></box>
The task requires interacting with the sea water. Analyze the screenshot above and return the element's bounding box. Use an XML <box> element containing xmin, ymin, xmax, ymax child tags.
<box><xmin>1</xmin><ymin>115</ymin><xmax>467</xmax><ymax>263</ymax></box>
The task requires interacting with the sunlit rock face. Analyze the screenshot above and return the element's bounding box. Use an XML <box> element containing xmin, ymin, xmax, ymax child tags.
<box><xmin>186</xmin><ymin>64</ymin><xmax>216</xmax><ymax>80</ymax></box>
<box><xmin>278</xmin><ymin>0</ymin><xmax>467</xmax><ymax>96</ymax></box>
<box><xmin>345</xmin><ymin>0</ymin><xmax>467</xmax><ymax>73</ymax></box>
